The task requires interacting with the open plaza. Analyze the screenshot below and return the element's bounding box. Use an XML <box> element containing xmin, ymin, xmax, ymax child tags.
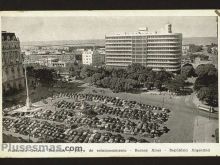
<box><xmin>2</xmin><ymin>81</ymin><xmax>218</xmax><ymax>143</ymax></box>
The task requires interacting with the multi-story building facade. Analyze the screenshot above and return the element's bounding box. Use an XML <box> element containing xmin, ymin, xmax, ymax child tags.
<box><xmin>2</xmin><ymin>31</ymin><xmax>25</xmax><ymax>94</ymax></box>
<box><xmin>182</xmin><ymin>45</ymin><xmax>190</xmax><ymax>56</ymax></box>
<box><xmin>82</xmin><ymin>49</ymin><xmax>104</xmax><ymax>66</ymax></box>
<box><xmin>105</xmin><ymin>24</ymin><xmax>182</xmax><ymax>72</ymax></box>
<box><xmin>24</xmin><ymin>53</ymin><xmax>76</xmax><ymax>63</ymax></box>
<box><xmin>97</xmin><ymin>48</ymin><xmax>106</xmax><ymax>64</ymax></box>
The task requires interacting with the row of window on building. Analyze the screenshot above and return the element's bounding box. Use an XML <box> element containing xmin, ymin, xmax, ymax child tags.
<box><xmin>4</xmin><ymin>66</ymin><xmax>23</xmax><ymax>75</ymax></box>
<box><xmin>2</xmin><ymin>43</ymin><xmax>20</xmax><ymax>49</ymax></box>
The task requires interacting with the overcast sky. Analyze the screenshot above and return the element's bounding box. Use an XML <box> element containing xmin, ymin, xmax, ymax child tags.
<box><xmin>1</xmin><ymin>16</ymin><xmax>217</xmax><ymax>42</ymax></box>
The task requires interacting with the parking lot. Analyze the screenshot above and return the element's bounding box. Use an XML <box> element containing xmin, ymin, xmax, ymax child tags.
<box><xmin>3</xmin><ymin>92</ymin><xmax>171</xmax><ymax>143</ymax></box>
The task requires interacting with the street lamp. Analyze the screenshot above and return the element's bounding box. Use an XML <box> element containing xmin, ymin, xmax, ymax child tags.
<box><xmin>208</xmin><ymin>106</ymin><xmax>211</xmax><ymax>120</ymax></box>
<box><xmin>139</xmin><ymin>92</ymin><xmax>142</xmax><ymax>104</ymax></box>
<box><xmin>162</xmin><ymin>94</ymin><xmax>165</xmax><ymax>108</ymax></box>
<box><xmin>196</xmin><ymin>107</ymin><xmax>199</xmax><ymax>126</ymax></box>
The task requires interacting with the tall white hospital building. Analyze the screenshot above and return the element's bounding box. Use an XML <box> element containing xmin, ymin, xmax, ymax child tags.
<box><xmin>105</xmin><ymin>24</ymin><xmax>182</xmax><ymax>72</ymax></box>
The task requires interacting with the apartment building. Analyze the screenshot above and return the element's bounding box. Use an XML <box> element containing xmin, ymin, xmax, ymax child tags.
<box><xmin>182</xmin><ymin>45</ymin><xmax>190</xmax><ymax>55</ymax></box>
<box><xmin>2</xmin><ymin>31</ymin><xmax>25</xmax><ymax>94</ymax></box>
<box><xmin>105</xmin><ymin>24</ymin><xmax>182</xmax><ymax>72</ymax></box>
<box><xmin>82</xmin><ymin>49</ymin><xmax>104</xmax><ymax>66</ymax></box>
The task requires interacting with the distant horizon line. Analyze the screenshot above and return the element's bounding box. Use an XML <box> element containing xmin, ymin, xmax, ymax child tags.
<box><xmin>20</xmin><ymin>36</ymin><xmax>218</xmax><ymax>43</ymax></box>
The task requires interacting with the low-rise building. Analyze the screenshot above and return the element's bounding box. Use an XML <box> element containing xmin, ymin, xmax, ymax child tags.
<box><xmin>211</xmin><ymin>46</ymin><xmax>218</xmax><ymax>55</ymax></box>
<box><xmin>97</xmin><ymin>48</ymin><xmax>106</xmax><ymax>64</ymax></box>
<box><xmin>82</xmin><ymin>49</ymin><xmax>104</xmax><ymax>66</ymax></box>
<box><xmin>182</xmin><ymin>45</ymin><xmax>190</xmax><ymax>55</ymax></box>
<box><xmin>51</xmin><ymin>61</ymin><xmax>67</xmax><ymax>67</ymax></box>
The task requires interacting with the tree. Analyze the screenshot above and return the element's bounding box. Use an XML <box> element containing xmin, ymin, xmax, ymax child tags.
<box><xmin>114</xmin><ymin>79</ymin><xmax>124</xmax><ymax>92</ymax></box>
<box><xmin>116</xmin><ymin>68</ymin><xmax>127</xmax><ymax>78</ymax></box>
<box><xmin>165</xmin><ymin>75</ymin><xmax>185</xmax><ymax>93</ymax></box>
<box><xmin>127</xmin><ymin>63</ymin><xmax>145</xmax><ymax>74</ymax></box>
<box><xmin>26</xmin><ymin>66</ymin><xmax>35</xmax><ymax>77</ymax></box>
<box><xmin>197</xmin><ymin>87</ymin><xmax>210</xmax><ymax>101</ymax></box>
<box><xmin>127</xmin><ymin>72</ymin><xmax>139</xmax><ymax>80</ymax></box>
<box><xmin>80</xmin><ymin>65</ymin><xmax>97</xmax><ymax>79</ymax></box>
<box><xmin>194</xmin><ymin>64</ymin><xmax>218</xmax><ymax>91</ymax></box>
<box><xmin>124</xmin><ymin>79</ymin><xmax>139</xmax><ymax>91</ymax></box>
<box><xmin>69</xmin><ymin>67</ymin><xmax>75</xmax><ymax>76</ymax></box>
<box><xmin>194</xmin><ymin>77</ymin><xmax>206</xmax><ymax>91</ymax></box>
<box><xmin>100</xmin><ymin>77</ymin><xmax>111</xmax><ymax>88</ymax></box>
<box><xmin>181</xmin><ymin>63</ymin><xmax>195</xmax><ymax>78</ymax></box>
<box><xmin>109</xmin><ymin>78</ymin><xmax>118</xmax><ymax>90</ymax></box>
<box><xmin>144</xmin><ymin>82</ymin><xmax>153</xmax><ymax>90</ymax></box>
<box><xmin>189</xmin><ymin>44</ymin><xmax>203</xmax><ymax>53</ymax></box>
<box><xmin>194</xmin><ymin>64</ymin><xmax>218</xmax><ymax>106</ymax></box>
<box><xmin>195</xmin><ymin>64</ymin><xmax>217</xmax><ymax>78</ymax></box>
<box><xmin>146</xmin><ymin>71</ymin><xmax>155</xmax><ymax>84</ymax></box>
<box><xmin>82</xmin><ymin>108</ymin><xmax>97</xmax><ymax>116</ymax></box>
<box><xmin>138</xmin><ymin>74</ymin><xmax>146</xmax><ymax>84</ymax></box>
<box><xmin>90</xmin><ymin>73</ymin><xmax>103</xmax><ymax>85</ymax></box>
<box><xmin>155</xmin><ymin>70</ymin><xmax>173</xmax><ymax>82</ymax></box>
<box><xmin>197</xmin><ymin>85</ymin><xmax>218</xmax><ymax>106</ymax></box>
<box><xmin>207</xmin><ymin>46</ymin><xmax>212</xmax><ymax>54</ymax></box>
<box><xmin>34</xmin><ymin>68</ymin><xmax>55</xmax><ymax>86</ymax></box>
<box><xmin>68</xmin><ymin>62</ymin><xmax>82</xmax><ymax>78</ymax></box>
<box><xmin>154</xmin><ymin>80</ymin><xmax>162</xmax><ymax>91</ymax></box>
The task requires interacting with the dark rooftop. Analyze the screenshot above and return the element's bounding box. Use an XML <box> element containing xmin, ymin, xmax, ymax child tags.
<box><xmin>2</xmin><ymin>31</ymin><xmax>18</xmax><ymax>41</ymax></box>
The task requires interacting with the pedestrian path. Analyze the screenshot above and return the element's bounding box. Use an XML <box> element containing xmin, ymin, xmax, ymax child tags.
<box><xmin>193</xmin><ymin>116</ymin><xmax>218</xmax><ymax>143</ymax></box>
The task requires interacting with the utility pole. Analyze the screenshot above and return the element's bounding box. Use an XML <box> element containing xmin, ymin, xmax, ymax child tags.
<box><xmin>28</xmin><ymin>130</ymin><xmax>31</xmax><ymax>142</ymax></box>
<box><xmin>209</xmin><ymin>106</ymin><xmax>211</xmax><ymax>120</ymax></box>
<box><xmin>139</xmin><ymin>93</ymin><xmax>141</xmax><ymax>104</ymax></box>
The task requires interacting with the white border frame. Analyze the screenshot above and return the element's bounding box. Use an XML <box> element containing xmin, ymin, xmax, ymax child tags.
<box><xmin>0</xmin><ymin>10</ymin><xmax>219</xmax><ymax>157</ymax></box>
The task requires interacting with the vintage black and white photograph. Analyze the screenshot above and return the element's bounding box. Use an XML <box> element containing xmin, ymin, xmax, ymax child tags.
<box><xmin>1</xmin><ymin>13</ymin><xmax>219</xmax><ymax>144</ymax></box>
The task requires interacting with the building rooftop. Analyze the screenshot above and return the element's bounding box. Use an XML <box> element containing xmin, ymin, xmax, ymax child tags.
<box><xmin>106</xmin><ymin>24</ymin><xmax>181</xmax><ymax>37</ymax></box>
<box><xmin>2</xmin><ymin>31</ymin><xmax>19</xmax><ymax>41</ymax></box>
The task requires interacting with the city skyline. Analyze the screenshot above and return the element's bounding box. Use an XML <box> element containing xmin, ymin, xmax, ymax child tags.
<box><xmin>2</xmin><ymin>16</ymin><xmax>218</xmax><ymax>42</ymax></box>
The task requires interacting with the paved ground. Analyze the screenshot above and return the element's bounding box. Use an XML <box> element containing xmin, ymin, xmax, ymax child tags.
<box><xmin>193</xmin><ymin>116</ymin><xmax>218</xmax><ymax>143</ymax></box>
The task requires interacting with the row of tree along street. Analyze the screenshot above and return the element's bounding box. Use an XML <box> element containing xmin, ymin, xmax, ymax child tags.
<box><xmin>194</xmin><ymin>64</ymin><xmax>218</xmax><ymax>107</ymax></box>
<box><xmin>26</xmin><ymin>62</ymin><xmax>218</xmax><ymax>107</ymax></box>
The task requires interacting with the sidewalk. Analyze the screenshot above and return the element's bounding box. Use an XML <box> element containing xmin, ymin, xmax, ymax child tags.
<box><xmin>192</xmin><ymin>92</ymin><xmax>204</xmax><ymax>107</ymax></box>
<box><xmin>192</xmin><ymin>92</ymin><xmax>219</xmax><ymax>111</ymax></box>
<box><xmin>193</xmin><ymin>116</ymin><xmax>218</xmax><ymax>143</ymax></box>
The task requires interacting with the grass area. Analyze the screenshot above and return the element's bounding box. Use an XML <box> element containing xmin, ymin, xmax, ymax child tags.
<box><xmin>3</xmin><ymin>134</ymin><xmax>30</xmax><ymax>143</ymax></box>
<box><xmin>3</xmin><ymin>81</ymin><xmax>85</xmax><ymax>108</ymax></box>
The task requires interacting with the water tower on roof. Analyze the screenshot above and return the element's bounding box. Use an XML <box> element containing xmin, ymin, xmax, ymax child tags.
<box><xmin>165</xmin><ymin>23</ymin><xmax>172</xmax><ymax>33</ymax></box>
<box><xmin>138</xmin><ymin>27</ymin><xmax>148</xmax><ymax>32</ymax></box>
